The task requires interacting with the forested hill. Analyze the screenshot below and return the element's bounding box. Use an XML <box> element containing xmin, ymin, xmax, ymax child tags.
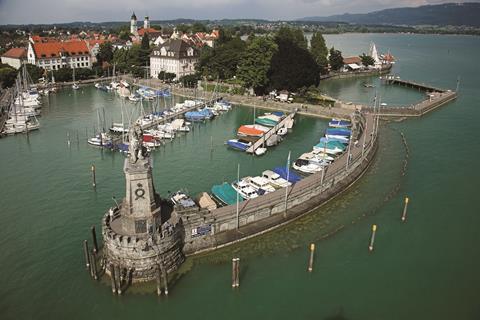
<box><xmin>299</xmin><ymin>2</ymin><xmax>480</xmax><ymax>27</ymax></box>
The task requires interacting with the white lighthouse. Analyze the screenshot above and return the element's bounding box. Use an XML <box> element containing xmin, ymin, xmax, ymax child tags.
<box><xmin>130</xmin><ymin>12</ymin><xmax>138</xmax><ymax>35</ymax></box>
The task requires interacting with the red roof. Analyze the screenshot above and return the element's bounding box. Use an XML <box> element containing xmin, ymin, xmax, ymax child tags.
<box><xmin>138</xmin><ymin>28</ymin><xmax>161</xmax><ymax>36</ymax></box>
<box><xmin>32</xmin><ymin>41</ymin><xmax>90</xmax><ymax>59</ymax></box>
<box><xmin>2</xmin><ymin>47</ymin><xmax>26</xmax><ymax>59</ymax></box>
<box><xmin>343</xmin><ymin>56</ymin><xmax>362</xmax><ymax>65</ymax></box>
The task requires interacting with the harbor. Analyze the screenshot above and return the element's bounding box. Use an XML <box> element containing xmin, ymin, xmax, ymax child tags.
<box><xmin>0</xmin><ymin>32</ymin><xmax>478</xmax><ymax>320</ymax></box>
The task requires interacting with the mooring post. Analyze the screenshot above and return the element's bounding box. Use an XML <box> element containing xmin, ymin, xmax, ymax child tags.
<box><xmin>307</xmin><ymin>243</ymin><xmax>315</xmax><ymax>272</ymax></box>
<box><xmin>231</xmin><ymin>258</ymin><xmax>236</xmax><ymax>288</ymax></box>
<box><xmin>83</xmin><ymin>240</ymin><xmax>90</xmax><ymax>269</ymax></box>
<box><xmin>91</xmin><ymin>164</ymin><xmax>96</xmax><ymax>188</ymax></box>
<box><xmin>161</xmin><ymin>264</ymin><xmax>169</xmax><ymax>296</ymax></box>
<box><xmin>401</xmin><ymin>197</ymin><xmax>409</xmax><ymax>222</ymax></box>
<box><xmin>116</xmin><ymin>265</ymin><xmax>123</xmax><ymax>295</ymax></box>
<box><xmin>91</xmin><ymin>226</ymin><xmax>99</xmax><ymax>253</ymax></box>
<box><xmin>156</xmin><ymin>265</ymin><xmax>162</xmax><ymax>296</ymax></box>
<box><xmin>90</xmin><ymin>252</ymin><xmax>98</xmax><ymax>280</ymax></box>
<box><xmin>235</xmin><ymin>258</ymin><xmax>240</xmax><ymax>287</ymax></box>
<box><xmin>368</xmin><ymin>224</ymin><xmax>377</xmax><ymax>252</ymax></box>
<box><xmin>109</xmin><ymin>264</ymin><xmax>117</xmax><ymax>294</ymax></box>
<box><xmin>67</xmin><ymin>131</ymin><xmax>71</xmax><ymax>146</ymax></box>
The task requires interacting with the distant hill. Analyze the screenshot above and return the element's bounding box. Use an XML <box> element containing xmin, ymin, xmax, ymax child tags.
<box><xmin>299</xmin><ymin>2</ymin><xmax>480</xmax><ymax>27</ymax></box>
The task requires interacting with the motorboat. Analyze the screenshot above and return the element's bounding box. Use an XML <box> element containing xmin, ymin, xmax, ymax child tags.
<box><xmin>255</xmin><ymin>147</ymin><xmax>267</xmax><ymax>156</ymax></box>
<box><xmin>328</xmin><ymin>118</ymin><xmax>352</xmax><ymax>128</ymax></box>
<box><xmin>292</xmin><ymin>159</ymin><xmax>323</xmax><ymax>175</ymax></box>
<box><xmin>109</xmin><ymin>123</ymin><xmax>128</xmax><ymax>134</ymax></box>
<box><xmin>272</xmin><ymin>166</ymin><xmax>303</xmax><ymax>184</ymax></box>
<box><xmin>211</xmin><ymin>182</ymin><xmax>244</xmax><ymax>206</ymax></box>
<box><xmin>237</xmin><ymin>125</ymin><xmax>268</xmax><ymax>138</ymax></box>
<box><xmin>226</xmin><ymin>139</ymin><xmax>252</xmax><ymax>151</ymax></box>
<box><xmin>246</xmin><ymin>176</ymin><xmax>276</xmax><ymax>194</ymax></box>
<box><xmin>277</xmin><ymin>127</ymin><xmax>288</xmax><ymax>136</ymax></box>
<box><xmin>261</xmin><ymin>170</ymin><xmax>291</xmax><ymax>188</ymax></box>
<box><xmin>87</xmin><ymin>132</ymin><xmax>111</xmax><ymax>146</ymax></box>
<box><xmin>231</xmin><ymin>179</ymin><xmax>259</xmax><ymax>200</ymax></box>
<box><xmin>170</xmin><ymin>191</ymin><xmax>197</xmax><ymax>208</ymax></box>
<box><xmin>128</xmin><ymin>93</ymin><xmax>141</xmax><ymax>102</ymax></box>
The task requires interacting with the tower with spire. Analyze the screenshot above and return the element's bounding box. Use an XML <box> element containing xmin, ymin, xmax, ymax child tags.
<box><xmin>130</xmin><ymin>12</ymin><xmax>138</xmax><ymax>35</ymax></box>
<box><xmin>144</xmin><ymin>15</ymin><xmax>150</xmax><ymax>29</ymax></box>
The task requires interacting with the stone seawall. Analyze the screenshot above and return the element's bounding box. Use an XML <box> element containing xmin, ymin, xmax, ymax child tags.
<box><xmin>180</xmin><ymin>113</ymin><xmax>377</xmax><ymax>255</ymax></box>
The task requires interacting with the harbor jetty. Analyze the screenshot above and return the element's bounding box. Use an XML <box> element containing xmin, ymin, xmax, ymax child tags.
<box><xmin>245</xmin><ymin>111</ymin><xmax>296</xmax><ymax>154</ymax></box>
<box><xmin>0</xmin><ymin>88</ymin><xmax>13</xmax><ymax>136</ymax></box>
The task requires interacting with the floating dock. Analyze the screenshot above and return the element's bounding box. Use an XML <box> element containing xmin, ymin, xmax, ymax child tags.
<box><xmin>245</xmin><ymin>111</ymin><xmax>296</xmax><ymax>154</ymax></box>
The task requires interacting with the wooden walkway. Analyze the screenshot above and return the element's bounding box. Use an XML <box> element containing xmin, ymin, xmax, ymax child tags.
<box><xmin>245</xmin><ymin>111</ymin><xmax>296</xmax><ymax>154</ymax></box>
<box><xmin>385</xmin><ymin>76</ymin><xmax>447</xmax><ymax>93</ymax></box>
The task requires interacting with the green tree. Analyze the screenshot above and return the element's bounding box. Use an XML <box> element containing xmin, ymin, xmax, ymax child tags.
<box><xmin>158</xmin><ymin>71</ymin><xmax>176</xmax><ymax>82</ymax></box>
<box><xmin>96</xmin><ymin>42</ymin><xmax>114</xmax><ymax>65</ymax></box>
<box><xmin>179</xmin><ymin>74</ymin><xmax>201</xmax><ymax>88</ymax></box>
<box><xmin>268</xmin><ymin>38</ymin><xmax>320</xmax><ymax>92</ymax></box>
<box><xmin>176</xmin><ymin>24</ymin><xmax>191</xmax><ymax>34</ymax></box>
<box><xmin>0</xmin><ymin>64</ymin><xmax>17</xmax><ymax>88</ymax></box>
<box><xmin>191</xmin><ymin>22</ymin><xmax>207</xmax><ymax>33</ymax></box>
<box><xmin>237</xmin><ymin>36</ymin><xmax>278</xmax><ymax>95</ymax></box>
<box><xmin>52</xmin><ymin>67</ymin><xmax>73</xmax><ymax>82</ymax></box>
<box><xmin>25</xmin><ymin>63</ymin><xmax>45</xmax><ymax>83</ymax></box>
<box><xmin>329</xmin><ymin>47</ymin><xmax>344</xmax><ymax>71</ymax></box>
<box><xmin>118</xmin><ymin>31</ymin><xmax>132</xmax><ymax>41</ymax></box>
<box><xmin>139</xmin><ymin>34</ymin><xmax>151</xmax><ymax>66</ymax></box>
<box><xmin>310</xmin><ymin>32</ymin><xmax>329</xmax><ymax>74</ymax></box>
<box><xmin>275</xmin><ymin>26</ymin><xmax>307</xmax><ymax>50</ymax></box>
<box><xmin>360</xmin><ymin>53</ymin><xmax>375</xmax><ymax>67</ymax></box>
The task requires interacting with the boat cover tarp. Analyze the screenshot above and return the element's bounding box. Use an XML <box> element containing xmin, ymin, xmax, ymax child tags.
<box><xmin>273</xmin><ymin>167</ymin><xmax>302</xmax><ymax>183</ymax></box>
<box><xmin>211</xmin><ymin>182</ymin><xmax>243</xmax><ymax>206</ymax></box>
<box><xmin>197</xmin><ymin>192</ymin><xmax>217</xmax><ymax>210</ymax></box>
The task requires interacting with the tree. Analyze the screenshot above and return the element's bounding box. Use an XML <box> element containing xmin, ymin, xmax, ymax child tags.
<box><xmin>179</xmin><ymin>74</ymin><xmax>201</xmax><ymax>88</ymax></box>
<box><xmin>268</xmin><ymin>38</ymin><xmax>320</xmax><ymax>92</ymax></box>
<box><xmin>52</xmin><ymin>67</ymin><xmax>73</xmax><ymax>82</ymax></box>
<box><xmin>310</xmin><ymin>32</ymin><xmax>329</xmax><ymax>74</ymax></box>
<box><xmin>0</xmin><ymin>65</ymin><xmax>17</xmax><ymax>88</ymax></box>
<box><xmin>96</xmin><ymin>42</ymin><xmax>114</xmax><ymax>65</ymax></box>
<box><xmin>139</xmin><ymin>34</ymin><xmax>151</xmax><ymax>66</ymax></box>
<box><xmin>192</xmin><ymin>22</ymin><xmax>207</xmax><ymax>33</ymax></box>
<box><xmin>25</xmin><ymin>63</ymin><xmax>45</xmax><ymax>83</ymax></box>
<box><xmin>118</xmin><ymin>31</ymin><xmax>132</xmax><ymax>41</ymax></box>
<box><xmin>237</xmin><ymin>37</ymin><xmax>278</xmax><ymax>95</ymax></box>
<box><xmin>360</xmin><ymin>53</ymin><xmax>375</xmax><ymax>67</ymax></box>
<box><xmin>329</xmin><ymin>47</ymin><xmax>344</xmax><ymax>71</ymax></box>
<box><xmin>158</xmin><ymin>71</ymin><xmax>176</xmax><ymax>82</ymax></box>
<box><xmin>275</xmin><ymin>26</ymin><xmax>307</xmax><ymax>50</ymax></box>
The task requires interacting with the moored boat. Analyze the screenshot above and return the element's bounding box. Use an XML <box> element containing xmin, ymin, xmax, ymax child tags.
<box><xmin>227</xmin><ymin>139</ymin><xmax>252</xmax><ymax>151</ymax></box>
<box><xmin>329</xmin><ymin>118</ymin><xmax>352</xmax><ymax>128</ymax></box>
<box><xmin>211</xmin><ymin>182</ymin><xmax>243</xmax><ymax>206</ymax></box>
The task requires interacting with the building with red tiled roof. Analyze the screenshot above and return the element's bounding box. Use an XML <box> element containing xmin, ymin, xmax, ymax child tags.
<box><xmin>1</xmin><ymin>47</ymin><xmax>27</xmax><ymax>69</ymax></box>
<box><xmin>86</xmin><ymin>39</ymin><xmax>105</xmax><ymax>63</ymax></box>
<box><xmin>27</xmin><ymin>40</ymin><xmax>92</xmax><ymax>70</ymax></box>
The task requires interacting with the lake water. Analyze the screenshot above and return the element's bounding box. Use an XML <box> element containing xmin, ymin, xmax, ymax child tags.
<box><xmin>0</xmin><ymin>33</ymin><xmax>479</xmax><ymax>319</ymax></box>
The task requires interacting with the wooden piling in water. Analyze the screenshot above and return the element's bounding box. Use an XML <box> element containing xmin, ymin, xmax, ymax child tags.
<box><xmin>91</xmin><ymin>226</ymin><xmax>98</xmax><ymax>253</ymax></box>
<box><xmin>235</xmin><ymin>258</ymin><xmax>240</xmax><ymax>287</ymax></box>
<box><xmin>91</xmin><ymin>165</ymin><xmax>96</xmax><ymax>187</ymax></box>
<box><xmin>161</xmin><ymin>265</ymin><xmax>169</xmax><ymax>296</ymax></box>
<box><xmin>110</xmin><ymin>264</ymin><xmax>117</xmax><ymax>294</ymax></box>
<box><xmin>307</xmin><ymin>243</ymin><xmax>315</xmax><ymax>272</ymax></box>
<box><xmin>156</xmin><ymin>265</ymin><xmax>162</xmax><ymax>296</ymax></box>
<box><xmin>116</xmin><ymin>265</ymin><xmax>122</xmax><ymax>295</ymax></box>
<box><xmin>231</xmin><ymin>258</ymin><xmax>240</xmax><ymax>288</ymax></box>
<box><xmin>83</xmin><ymin>240</ymin><xmax>90</xmax><ymax>269</ymax></box>
<box><xmin>368</xmin><ymin>224</ymin><xmax>377</xmax><ymax>252</ymax></box>
<box><xmin>90</xmin><ymin>252</ymin><xmax>98</xmax><ymax>280</ymax></box>
<box><xmin>231</xmin><ymin>258</ymin><xmax>236</xmax><ymax>288</ymax></box>
<box><xmin>401</xmin><ymin>197</ymin><xmax>409</xmax><ymax>222</ymax></box>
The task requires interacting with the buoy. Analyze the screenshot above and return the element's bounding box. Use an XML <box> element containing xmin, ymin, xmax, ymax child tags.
<box><xmin>368</xmin><ymin>224</ymin><xmax>377</xmax><ymax>252</ymax></box>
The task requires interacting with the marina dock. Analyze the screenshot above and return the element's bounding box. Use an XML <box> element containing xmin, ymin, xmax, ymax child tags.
<box><xmin>245</xmin><ymin>111</ymin><xmax>296</xmax><ymax>154</ymax></box>
<box><xmin>362</xmin><ymin>77</ymin><xmax>457</xmax><ymax>117</ymax></box>
<box><xmin>0</xmin><ymin>88</ymin><xmax>13</xmax><ymax>137</ymax></box>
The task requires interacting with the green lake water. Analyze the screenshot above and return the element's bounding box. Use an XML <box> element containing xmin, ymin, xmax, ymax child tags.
<box><xmin>0</xmin><ymin>34</ymin><xmax>479</xmax><ymax>319</ymax></box>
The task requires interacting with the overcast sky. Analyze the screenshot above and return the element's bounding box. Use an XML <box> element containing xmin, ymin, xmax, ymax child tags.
<box><xmin>0</xmin><ymin>0</ymin><xmax>477</xmax><ymax>24</ymax></box>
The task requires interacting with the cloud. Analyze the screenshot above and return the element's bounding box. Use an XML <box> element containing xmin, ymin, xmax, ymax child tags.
<box><xmin>0</xmin><ymin>0</ymin><xmax>478</xmax><ymax>24</ymax></box>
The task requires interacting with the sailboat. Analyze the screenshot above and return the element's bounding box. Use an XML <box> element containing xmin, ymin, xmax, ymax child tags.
<box><xmin>72</xmin><ymin>66</ymin><xmax>79</xmax><ymax>90</ymax></box>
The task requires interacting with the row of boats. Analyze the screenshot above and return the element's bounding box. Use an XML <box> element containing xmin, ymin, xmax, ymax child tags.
<box><xmin>94</xmin><ymin>81</ymin><xmax>174</xmax><ymax>103</ymax></box>
<box><xmin>226</xmin><ymin>111</ymin><xmax>293</xmax><ymax>155</ymax></box>
<box><xmin>2</xmin><ymin>66</ymin><xmax>42</xmax><ymax>135</ymax></box>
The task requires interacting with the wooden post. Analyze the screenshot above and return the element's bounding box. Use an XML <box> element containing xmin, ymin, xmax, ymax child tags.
<box><xmin>91</xmin><ymin>165</ymin><xmax>96</xmax><ymax>188</ymax></box>
<box><xmin>110</xmin><ymin>264</ymin><xmax>117</xmax><ymax>294</ymax></box>
<box><xmin>90</xmin><ymin>252</ymin><xmax>98</xmax><ymax>280</ymax></box>
<box><xmin>235</xmin><ymin>258</ymin><xmax>240</xmax><ymax>287</ymax></box>
<box><xmin>156</xmin><ymin>265</ymin><xmax>162</xmax><ymax>296</ymax></box>
<box><xmin>307</xmin><ymin>243</ymin><xmax>315</xmax><ymax>272</ymax></box>
<box><xmin>401</xmin><ymin>197</ymin><xmax>409</xmax><ymax>222</ymax></box>
<box><xmin>116</xmin><ymin>265</ymin><xmax>123</xmax><ymax>295</ymax></box>
<box><xmin>231</xmin><ymin>258</ymin><xmax>236</xmax><ymax>288</ymax></box>
<box><xmin>161</xmin><ymin>264</ymin><xmax>169</xmax><ymax>296</ymax></box>
<box><xmin>83</xmin><ymin>240</ymin><xmax>90</xmax><ymax>269</ymax></box>
<box><xmin>368</xmin><ymin>224</ymin><xmax>377</xmax><ymax>252</ymax></box>
<box><xmin>91</xmin><ymin>226</ymin><xmax>98</xmax><ymax>253</ymax></box>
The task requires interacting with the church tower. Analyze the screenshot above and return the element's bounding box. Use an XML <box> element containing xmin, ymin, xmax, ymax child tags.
<box><xmin>130</xmin><ymin>12</ymin><xmax>138</xmax><ymax>35</ymax></box>
<box><xmin>144</xmin><ymin>16</ymin><xmax>150</xmax><ymax>29</ymax></box>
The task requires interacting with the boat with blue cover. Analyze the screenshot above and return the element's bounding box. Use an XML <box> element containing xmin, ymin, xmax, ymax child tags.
<box><xmin>313</xmin><ymin>141</ymin><xmax>346</xmax><ymax>154</ymax></box>
<box><xmin>320</xmin><ymin>136</ymin><xmax>349</xmax><ymax>145</ymax></box>
<box><xmin>328</xmin><ymin>118</ymin><xmax>351</xmax><ymax>128</ymax></box>
<box><xmin>272</xmin><ymin>166</ymin><xmax>302</xmax><ymax>183</ymax></box>
<box><xmin>255</xmin><ymin>117</ymin><xmax>278</xmax><ymax>127</ymax></box>
<box><xmin>227</xmin><ymin>139</ymin><xmax>252</xmax><ymax>151</ymax></box>
<box><xmin>326</xmin><ymin>128</ymin><xmax>351</xmax><ymax>137</ymax></box>
<box><xmin>185</xmin><ymin>109</ymin><xmax>214</xmax><ymax>121</ymax></box>
<box><xmin>211</xmin><ymin>182</ymin><xmax>243</xmax><ymax>206</ymax></box>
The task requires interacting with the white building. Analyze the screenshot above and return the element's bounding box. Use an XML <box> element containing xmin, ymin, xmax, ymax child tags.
<box><xmin>1</xmin><ymin>48</ymin><xmax>26</xmax><ymax>69</ymax></box>
<box><xmin>150</xmin><ymin>39</ymin><xmax>199</xmax><ymax>80</ymax></box>
<box><xmin>27</xmin><ymin>40</ymin><xmax>92</xmax><ymax>71</ymax></box>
